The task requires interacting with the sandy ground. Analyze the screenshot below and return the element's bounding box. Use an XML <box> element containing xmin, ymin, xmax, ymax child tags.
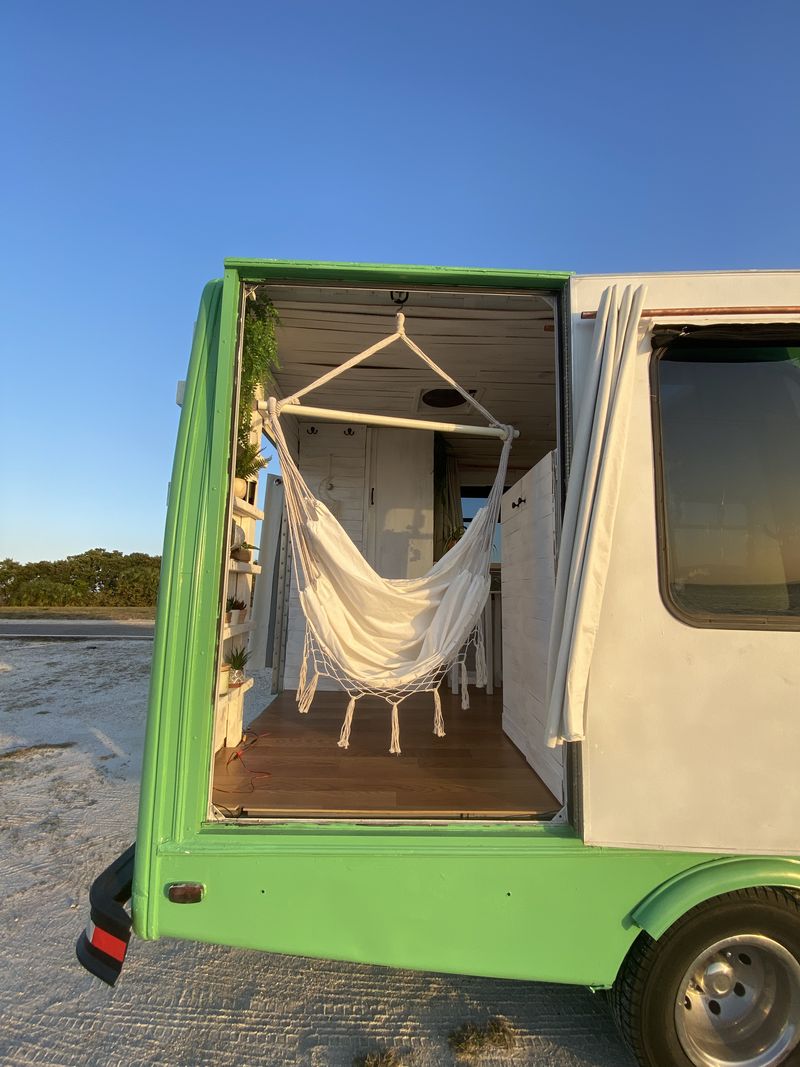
<box><xmin>0</xmin><ymin>640</ymin><xmax>634</xmax><ymax>1067</ymax></box>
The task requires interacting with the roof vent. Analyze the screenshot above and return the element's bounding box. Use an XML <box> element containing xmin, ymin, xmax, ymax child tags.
<box><xmin>419</xmin><ymin>387</ymin><xmax>477</xmax><ymax>410</ymax></box>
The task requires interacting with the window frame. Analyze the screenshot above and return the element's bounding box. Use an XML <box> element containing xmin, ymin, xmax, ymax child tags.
<box><xmin>650</xmin><ymin>323</ymin><xmax>800</xmax><ymax>633</ymax></box>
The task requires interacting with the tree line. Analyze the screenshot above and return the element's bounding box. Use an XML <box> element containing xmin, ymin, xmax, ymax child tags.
<box><xmin>0</xmin><ymin>550</ymin><xmax>161</xmax><ymax>607</ymax></box>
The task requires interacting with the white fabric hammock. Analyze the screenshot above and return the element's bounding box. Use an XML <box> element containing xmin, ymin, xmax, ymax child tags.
<box><xmin>265</xmin><ymin>315</ymin><xmax>514</xmax><ymax>754</ymax></box>
<box><xmin>545</xmin><ymin>284</ymin><xmax>647</xmax><ymax>747</ymax></box>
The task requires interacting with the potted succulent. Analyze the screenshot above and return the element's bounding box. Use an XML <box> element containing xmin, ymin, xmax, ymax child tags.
<box><xmin>229</xmin><ymin>597</ymin><xmax>247</xmax><ymax>625</ymax></box>
<box><xmin>219</xmin><ymin>660</ymin><xmax>231</xmax><ymax>696</ymax></box>
<box><xmin>227</xmin><ymin>646</ymin><xmax>250</xmax><ymax>689</ymax></box>
<box><xmin>231</xmin><ymin>542</ymin><xmax>257</xmax><ymax>564</ymax></box>
<box><xmin>225</xmin><ymin>596</ymin><xmax>235</xmax><ymax>625</ymax></box>
<box><xmin>235</xmin><ymin>440</ymin><xmax>268</xmax><ymax>503</ymax></box>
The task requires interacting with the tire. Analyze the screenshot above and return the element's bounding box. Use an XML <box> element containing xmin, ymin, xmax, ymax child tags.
<box><xmin>610</xmin><ymin>886</ymin><xmax>800</xmax><ymax>1067</ymax></box>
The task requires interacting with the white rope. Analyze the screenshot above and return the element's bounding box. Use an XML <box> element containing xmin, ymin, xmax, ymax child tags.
<box><xmin>460</xmin><ymin>661</ymin><xmax>470</xmax><ymax>710</ymax></box>
<box><xmin>475</xmin><ymin>620</ymin><xmax>487</xmax><ymax>689</ymax></box>
<box><xmin>433</xmin><ymin>688</ymin><xmax>446</xmax><ymax>737</ymax></box>
<box><xmin>337</xmin><ymin>696</ymin><xmax>358</xmax><ymax>749</ymax></box>
<box><xmin>389</xmin><ymin>703</ymin><xmax>401</xmax><ymax>755</ymax></box>
<box><xmin>279</xmin><ymin>312</ymin><xmax>502</xmax><ymax>428</ymax></box>
<box><xmin>298</xmin><ymin>671</ymin><xmax>318</xmax><ymax>714</ymax></box>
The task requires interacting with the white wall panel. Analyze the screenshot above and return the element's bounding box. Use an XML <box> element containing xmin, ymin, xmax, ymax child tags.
<box><xmin>501</xmin><ymin>455</ymin><xmax>563</xmax><ymax>799</ymax></box>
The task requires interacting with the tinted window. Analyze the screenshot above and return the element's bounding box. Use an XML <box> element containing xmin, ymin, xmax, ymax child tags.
<box><xmin>655</xmin><ymin>342</ymin><xmax>800</xmax><ymax>624</ymax></box>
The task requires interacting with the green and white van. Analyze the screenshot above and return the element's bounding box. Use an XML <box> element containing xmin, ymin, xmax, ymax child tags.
<box><xmin>78</xmin><ymin>260</ymin><xmax>800</xmax><ymax>1067</ymax></box>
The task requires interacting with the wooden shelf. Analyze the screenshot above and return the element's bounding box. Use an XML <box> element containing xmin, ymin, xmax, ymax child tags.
<box><xmin>229</xmin><ymin>560</ymin><xmax>262</xmax><ymax>575</ymax></box>
<box><xmin>233</xmin><ymin>497</ymin><xmax>264</xmax><ymax>521</ymax></box>
<box><xmin>223</xmin><ymin>621</ymin><xmax>254</xmax><ymax>640</ymax></box>
<box><xmin>218</xmin><ymin>676</ymin><xmax>255</xmax><ymax>703</ymax></box>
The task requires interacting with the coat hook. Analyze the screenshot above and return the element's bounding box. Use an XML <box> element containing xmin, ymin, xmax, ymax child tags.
<box><xmin>344</xmin><ymin>427</ymin><xmax>355</xmax><ymax>436</ymax></box>
<box><xmin>390</xmin><ymin>291</ymin><xmax>409</xmax><ymax>306</ymax></box>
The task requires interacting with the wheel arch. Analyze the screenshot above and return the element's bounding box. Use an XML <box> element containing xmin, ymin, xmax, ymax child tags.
<box><xmin>632</xmin><ymin>857</ymin><xmax>800</xmax><ymax>941</ymax></box>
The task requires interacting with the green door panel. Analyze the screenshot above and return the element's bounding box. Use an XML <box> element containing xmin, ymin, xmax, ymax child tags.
<box><xmin>140</xmin><ymin>826</ymin><xmax>732</xmax><ymax>987</ymax></box>
<box><xmin>224</xmin><ymin>258</ymin><xmax>572</xmax><ymax>290</ymax></box>
<box><xmin>134</xmin><ymin>271</ymin><xmax>240</xmax><ymax>935</ymax></box>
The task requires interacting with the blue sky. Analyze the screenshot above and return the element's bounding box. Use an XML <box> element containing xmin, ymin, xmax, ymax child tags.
<box><xmin>1</xmin><ymin>1</ymin><xmax>798</xmax><ymax>562</ymax></box>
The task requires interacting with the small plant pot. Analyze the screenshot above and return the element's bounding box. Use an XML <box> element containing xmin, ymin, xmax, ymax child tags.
<box><xmin>225</xmin><ymin>611</ymin><xmax>232</xmax><ymax>625</ymax></box>
<box><xmin>229</xmin><ymin>669</ymin><xmax>245</xmax><ymax>689</ymax></box>
<box><xmin>233</xmin><ymin>477</ymin><xmax>248</xmax><ymax>499</ymax></box>
<box><xmin>233</xmin><ymin>609</ymin><xmax>248</xmax><ymax>626</ymax></box>
<box><xmin>219</xmin><ymin>664</ymin><xmax>230</xmax><ymax>696</ymax></box>
<box><xmin>231</xmin><ymin>547</ymin><xmax>252</xmax><ymax>563</ymax></box>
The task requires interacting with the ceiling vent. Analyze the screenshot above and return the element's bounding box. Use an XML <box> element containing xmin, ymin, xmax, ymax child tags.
<box><xmin>416</xmin><ymin>387</ymin><xmax>480</xmax><ymax>413</ymax></box>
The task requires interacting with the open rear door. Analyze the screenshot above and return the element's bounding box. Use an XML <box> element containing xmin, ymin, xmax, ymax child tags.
<box><xmin>563</xmin><ymin>271</ymin><xmax>800</xmax><ymax>854</ymax></box>
<box><xmin>501</xmin><ymin>453</ymin><xmax>563</xmax><ymax>801</ymax></box>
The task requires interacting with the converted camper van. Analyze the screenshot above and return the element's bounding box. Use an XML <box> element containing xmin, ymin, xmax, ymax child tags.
<box><xmin>77</xmin><ymin>260</ymin><xmax>800</xmax><ymax>1067</ymax></box>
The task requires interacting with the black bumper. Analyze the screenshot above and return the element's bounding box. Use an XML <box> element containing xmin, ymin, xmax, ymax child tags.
<box><xmin>75</xmin><ymin>843</ymin><xmax>135</xmax><ymax>986</ymax></box>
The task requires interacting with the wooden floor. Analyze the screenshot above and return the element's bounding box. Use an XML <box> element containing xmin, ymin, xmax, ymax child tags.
<box><xmin>213</xmin><ymin>687</ymin><xmax>559</xmax><ymax>819</ymax></box>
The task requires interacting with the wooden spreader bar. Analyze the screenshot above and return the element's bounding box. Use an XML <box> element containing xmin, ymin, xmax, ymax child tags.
<box><xmin>260</xmin><ymin>400</ymin><xmax>518</xmax><ymax>440</ymax></box>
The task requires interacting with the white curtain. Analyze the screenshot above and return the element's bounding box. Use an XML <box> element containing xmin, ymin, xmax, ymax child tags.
<box><xmin>545</xmin><ymin>284</ymin><xmax>647</xmax><ymax>746</ymax></box>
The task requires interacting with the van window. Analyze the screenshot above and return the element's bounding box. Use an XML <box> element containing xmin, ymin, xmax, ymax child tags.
<box><xmin>654</xmin><ymin>340</ymin><xmax>800</xmax><ymax>626</ymax></box>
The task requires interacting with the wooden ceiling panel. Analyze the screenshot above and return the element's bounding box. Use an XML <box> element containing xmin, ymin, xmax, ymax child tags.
<box><xmin>265</xmin><ymin>284</ymin><xmax>558</xmax><ymax>476</ymax></box>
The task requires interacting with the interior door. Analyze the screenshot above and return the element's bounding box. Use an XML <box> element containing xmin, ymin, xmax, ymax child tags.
<box><xmin>501</xmin><ymin>452</ymin><xmax>563</xmax><ymax>800</ymax></box>
<box><xmin>364</xmin><ymin>427</ymin><xmax>434</xmax><ymax>579</ymax></box>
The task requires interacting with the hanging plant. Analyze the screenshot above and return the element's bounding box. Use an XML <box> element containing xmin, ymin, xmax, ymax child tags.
<box><xmin>235</xmin><ymin>439</ymin><xmax>267</xmax><ymax>482</ymax></box>
<box><xmin>235</xmin><ymin>289</ymin><xmax>280</xmax><ymax>479</ymax></box>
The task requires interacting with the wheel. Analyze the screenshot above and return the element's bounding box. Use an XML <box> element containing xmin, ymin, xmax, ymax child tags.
<box><xmin>610</xmin><ymin>887</ymin><xmax>800</xmax><ymax>1067</ymax></box>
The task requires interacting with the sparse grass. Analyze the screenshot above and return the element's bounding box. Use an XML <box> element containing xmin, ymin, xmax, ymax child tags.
<box><xmin>448</xmin><ymin>1017</ymin><xmax>517</xmax><ymax>1060</ymax></box>
<box><xmin>0</xmin><ymin>607</ymin><xmax>155</xmax><ymax>620</ymax></box>
<box><xmin>0</xmin><ymin>742</ymin><xmax>76</xmax><ymax>761</ymax></box>
<box><xmin>352</xmin><ymin>1049</ymin><xmax>405</xmax><ymax>1067</ymax></box>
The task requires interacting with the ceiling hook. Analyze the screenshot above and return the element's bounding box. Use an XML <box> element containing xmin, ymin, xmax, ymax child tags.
<box><xmin>390</xmin><ymin>291</ymin><xmax>409</xmax><ymax>307</ymax></box>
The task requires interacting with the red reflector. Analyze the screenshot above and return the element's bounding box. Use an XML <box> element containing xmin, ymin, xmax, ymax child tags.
<box><xmin>90</xmin><ymin>924</ymin><xmax>128</xmax><ymax>963</ymax></box>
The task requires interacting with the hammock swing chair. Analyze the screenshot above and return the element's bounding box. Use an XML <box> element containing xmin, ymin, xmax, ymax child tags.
<box><xmin>264</xmin><ymin>312</ymin><xmax>516</xmax><ymax>754</ymax></box>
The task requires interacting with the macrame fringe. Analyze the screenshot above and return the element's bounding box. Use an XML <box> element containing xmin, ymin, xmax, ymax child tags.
<box><xmin>297</xmin><ymin>644</ymin><xmax>308</xmax><ymax>694</ymax></box>
<box><xmin>337</xmin><ymin>696</ymin><xmax>357</xmax><ymax>749</ymax></box>
<box><xmin>460</xmin><ymin>660</ymin><xmax>470</xmax><ymax>710</ymax></box>
<box><xmin>298</xmin><ymin>671</ymin><xmax>319</xmax><ymax>714</ymax></box>
<box><xmin>475</xmin><ymin>625</ymin><xmax>487</xmax><ymax>689</ymax></box>
<box><xmin>389</xmin><ymin>702</ymin><xmax>401</xmax><ymax>755</ymax></box>
<box><xmin>433</xmin><ymin>688</ymin><xmax>445</xmax><ymax>737</ymax></box>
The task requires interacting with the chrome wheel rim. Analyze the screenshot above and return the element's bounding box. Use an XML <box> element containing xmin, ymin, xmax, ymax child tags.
<box><xmin>675</xmin><ymin>933</ymin><xmax>800</xmax><ymax>1066</ymax></box>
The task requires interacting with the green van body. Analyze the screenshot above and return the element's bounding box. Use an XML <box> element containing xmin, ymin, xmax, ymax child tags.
<box><xmin>132</xmin><ymin>261</ymin><xmax>800</xmax><ymax>989</ymax></box>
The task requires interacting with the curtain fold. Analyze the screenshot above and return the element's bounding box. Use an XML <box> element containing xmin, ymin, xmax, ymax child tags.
<box><xmin>434</xmin><ymin>435</ymin><xmax>464</xmax><ymax>560</ymax></box>
<box><xmin>545</xmin><ymin>284</ymin><xmax>647</xmax><ymax>746</ymax></box>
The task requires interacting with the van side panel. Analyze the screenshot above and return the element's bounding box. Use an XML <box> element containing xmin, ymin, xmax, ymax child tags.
<box><xmin>150</xmin><ymin>826</ymin><xmax>723</xmax><ymax>987</ymax></box>
<box><xmin>571</xmin><ymin>272</ymin><xmax>800</xmax><ymax>855</ymax></box>
<box><xmin>133</xmin><ymin>273</ymin><xmax>239</xmax><ymax>936</ymax></box>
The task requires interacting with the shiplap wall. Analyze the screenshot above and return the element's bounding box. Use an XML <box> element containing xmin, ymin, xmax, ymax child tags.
<box><xmin>500</xmin><ymin>454</ymin><xmax>563</xmax><ymax>800</ymax></box>
<box><xmin>284</xmin><ymin>423</ymin><xmax>368</xmax><ymax>690</ymax></box>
